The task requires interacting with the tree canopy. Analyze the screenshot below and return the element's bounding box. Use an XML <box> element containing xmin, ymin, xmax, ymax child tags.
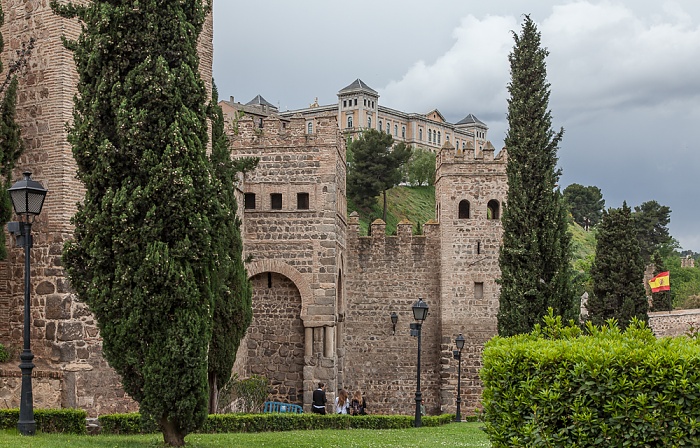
<box><xmin>562</xmin><ymin>183</ymin><xmax>604</xmax><ymax>230</ymax></box>
<box><xmin>405</xmin><ymin>146</ymin><xmax>436</xmax><ymax>186</ymax></box>
<box><xmin>347</xmin><ymin>129</ymin><xmax>412</xmax><ymax>221</ymax></box>
<box><xmin>55</xmin><ymin>1</ymin><xmax>215</xmax><ymax>445</ymax></box>
<box><xmin>587</xmin><ymin>203</ymin><xmax>648</xmax><ymax>328</ymax></box>
<box><xmin>497</xmin><ymin>15</ymin><xmax>576</xmax><ymax>337</ymax></box>
<box><xmin>632</xmin><ymin>200</ymin><xmax>673</xmax><ymax>263</ymax></box>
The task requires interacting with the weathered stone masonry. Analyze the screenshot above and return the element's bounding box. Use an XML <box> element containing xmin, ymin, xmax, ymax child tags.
<box><xmin>2</xmin><ymin>0</ymin><xmax>699</xmax><ymax>418</ymax></box>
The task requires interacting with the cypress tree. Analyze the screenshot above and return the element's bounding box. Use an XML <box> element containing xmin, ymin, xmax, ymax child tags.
<box><xmin>54</xmin><ymin>1</ymin><xmax>213</xmax><ymax>445</ymax></box>
<box><xmin>587</xmin><ymin>203</ymin><xmax>648</xmax><ymax>328</ymax></box>
<box><xmin>207</xmin><ymin>81</ymin><xmax>256</xmax><ymax>413</ymax></box>
<box><xmin>497</xmin><ymin>15</ymin><xmax>576</xmax><ymax>337</ymax></box>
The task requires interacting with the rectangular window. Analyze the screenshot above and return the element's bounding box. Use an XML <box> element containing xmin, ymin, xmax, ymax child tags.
<box><xmin>244</xmin><ymin>193</ymin><xmax>256</xmax><ymax>210</ymax></box>
<box><xmin>297</xmin><ymin>192</ymin><xmax>309</xmax><ymax>210</ymax></box>
<box><xmin>271</xmin><ymin>193</ymin><xmax>282</xmax><ymax>210</ymax></box>
<box><xmin>474</xmin><ymin>282</ymin><xmax>484</xmax><ymax>300</ymax></box>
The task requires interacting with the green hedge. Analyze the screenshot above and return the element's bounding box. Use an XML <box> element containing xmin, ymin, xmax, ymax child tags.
<box><xmin>100</xmin><ymin>412</ymin><xmax>456</xmax><ymax>434</ymax></box>
<box><xmin>0</xmin><ymin>408</ymin><xmax>87</xmax><ymax>434</ymax></box>
<box><xmin>481</xmin><ymin>312</ymin><xmax>700</xmax><ymax>447</ymax></box>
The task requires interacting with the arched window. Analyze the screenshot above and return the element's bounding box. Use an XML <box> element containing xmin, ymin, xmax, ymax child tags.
<box><xmin>394</xmin><ymin>124</ymin><xmax>398</xmax><ymax>136</ymax></box>
<box><xmin>307</xmin><ymin>121</ymin><xmax>313</xmax><ymax>134</ymax></box>
<box><xmin>428</xmin><ymin>129</ymin><xmax>432</xmax><ymax>143</ymax></box>
<box><xmin>437</xmin><ymin>131</ymin><xmax>441</xmax><ymax>144</ymax></box>
<box><xmin>368</xmin><ymin>116</ymin><xmax>372</xmax><ymax>128</ymax></box>
<box><xmin>419</xmin><ymin>129</ymin><xmax>423</xmax><ymax>140</ymax></box>
<box><xmin>386</xmin><ymin>122</ymin><xmax>390</xmax><ymax>134</ymax></box>
<box><xmin>379</xmin><ymin>120</ymin><xmax>383</xmax><ymax>131</ymax></box>
<box><xmin>458</xmin><ymin>200</ymin><xmax>470</xmax><ymax>219</ymax></box>
<box><xmin>347</xmin><ymin>115</ymin><xmax>353</xmax><ymax>129</ymax></box>
<box><xmin>401</xmin><ymin>126</ymin><xmax>406</xmax><ymax>138</ymax></box>
<box><xmin>487</xmin><ymin>200</ymin><xmax>500</xmax><ymax>220</ymax></box>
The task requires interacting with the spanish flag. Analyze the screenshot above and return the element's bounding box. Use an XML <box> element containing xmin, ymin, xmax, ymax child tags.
<box><xmin>649</xmin><ymin>271</ymin><xmax>670</xmax><ymax>293</ymax></box>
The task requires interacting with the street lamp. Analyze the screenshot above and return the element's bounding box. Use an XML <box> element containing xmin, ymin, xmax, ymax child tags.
<box><xmin>7</xmin><ymin>171</ymin><xmax>48</xmax><ymax>437</ymax></box>
<box><xmin>453</xmin><ymin>333</ymin><xmax>465</xmax><ymax>422</ymax></box>
<box><xmin>411</xmin><ymin>298</ymin><xmax>428</xmax><ymax>428</ymax></box>
<box><xmin>390</xmin><ymin>312</ymin><xmax>398</xmax><ymax>335</ymax></box>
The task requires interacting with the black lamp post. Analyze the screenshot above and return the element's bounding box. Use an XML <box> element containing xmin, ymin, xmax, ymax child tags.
<box><xmin>453</xmin><ymin>333</ymin><xmax>465</xmax><ymax>422</ymax></box>
<box><xmin>411</xmin><ymin>298</ymin><xmax>428</xmax><ymax>428</ymax></box>
<box><xmin>7</xmin><ymin>171</ymin><xmax>48</xmax><ymax>437</ymax></box>
<box><xmin>390</xmin><ymin>312</ymin><xmax>398</xmax><ymax>335</ymax></box>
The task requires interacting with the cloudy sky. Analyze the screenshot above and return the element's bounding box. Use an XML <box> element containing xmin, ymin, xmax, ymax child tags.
<box><xmin>212</xmin><ymin>0</ymin><xmax>700</xmax><ymax>253</ymax></box>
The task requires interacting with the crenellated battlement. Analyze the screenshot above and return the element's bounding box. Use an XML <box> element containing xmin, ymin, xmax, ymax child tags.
<box><xmin>437</xmin><ymin>140</ymin><xmax>507</xmax><ymax>172</ymax></box>
<box><xmin>230</xmin><ymin>112</ymin><xmax>342</xmax><ymax>150</ymax></box>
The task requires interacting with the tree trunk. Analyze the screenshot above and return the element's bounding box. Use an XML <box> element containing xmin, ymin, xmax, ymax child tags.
<box><xmin>160</xmin><ymin>417</ymin><xmax>186</xmax><ymax>447</ymax></box>
<box><xmin>208</xmin><ymin>373</ymin><xmax>218</xmax><ymax>414</ymax></box>
<box><xmin>382</xmin><ymin>189</ymin><xmax>387</xmax><ymax>223</ymax></box>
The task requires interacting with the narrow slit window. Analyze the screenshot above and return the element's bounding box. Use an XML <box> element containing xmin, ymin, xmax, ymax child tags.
<box><xmin>458</xmin><ymin>200</ymin><xmax>470</xmax><ymax>219</ymax></box>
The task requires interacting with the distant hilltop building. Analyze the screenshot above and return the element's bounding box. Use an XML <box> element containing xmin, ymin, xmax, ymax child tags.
<box><xmin>219</xmin><ymin>79</ymin><xmax>490</xmax><ymax>155</ymax></box>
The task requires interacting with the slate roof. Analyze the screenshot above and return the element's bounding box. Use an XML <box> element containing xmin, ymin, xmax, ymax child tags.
<box><xmin>339</xmin><ymin>79</ymin><xmax>378</xmax><ymax>95</ymax></box>
<box><xmin>456</xmin><ymin>114</ymin><xmax>486</xmax><ymax>126</ymax></box>
<box><xmin>246</xmin><ymin>95</ymin><xmax>275</xmax><ymax>107</ymax></box>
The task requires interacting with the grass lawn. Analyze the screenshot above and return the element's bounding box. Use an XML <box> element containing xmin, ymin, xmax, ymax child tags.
<box><xmin>0</xmin><ymin>422</ymin><xmax>490</xmax><ymax>447</ymax></box>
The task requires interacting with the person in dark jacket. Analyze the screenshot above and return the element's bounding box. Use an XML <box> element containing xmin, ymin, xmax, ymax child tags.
<box><xmin>312</xmin><ymin>382</ymin><xmax>327</xmax><ymax>414</ymax></box>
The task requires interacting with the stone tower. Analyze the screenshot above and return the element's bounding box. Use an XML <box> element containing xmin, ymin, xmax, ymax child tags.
<box><xmin>228</xmin><ymin>112</ymin><xmax>347</xmax><ymax>410</ymax></box>
<box><xmin>434</xmin><ymin>139</ymin><xmax>507</xmax><ymax>412</ymax></box>
<box><xmin>0</xmin><ymin>0</ymin><xmax>213</xmax><ymax>415</ymax></box>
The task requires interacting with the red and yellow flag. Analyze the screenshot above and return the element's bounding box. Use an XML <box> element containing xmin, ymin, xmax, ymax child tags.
<box><xmin>649</xmin><ymin>271</ymin><xmax>670</xmax><ymax>293</ymax></box>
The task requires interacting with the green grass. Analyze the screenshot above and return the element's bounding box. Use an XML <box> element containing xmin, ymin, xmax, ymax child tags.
<box><xmin>0</xmin><ymin>422</ymin><xmax>489</xmax><ymax>447</ymax></box>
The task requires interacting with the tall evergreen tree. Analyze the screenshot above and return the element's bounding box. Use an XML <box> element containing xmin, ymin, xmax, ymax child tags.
<box><xmin>54</xmin><ymin>1</ymin><xmax>214</xmax><ymax>445</ymax></box>
<box><xmin>207</xmin><ymin>81</ymin><xmax>256</xmax><ymax>413</ymax></box>
<box><xmin>497</xmin><ymin>16</ymin><xmax>576</xmax><ymax>337</ymax></box>
<box><xmin>347</xmin><ymin>129</ymin><xmax>411</xmax><ymax>221</ymax></box>
<box><xmin>587</xmin><ymin>203</ymin><xmax>648</xmax><ymax>328</ymax></box>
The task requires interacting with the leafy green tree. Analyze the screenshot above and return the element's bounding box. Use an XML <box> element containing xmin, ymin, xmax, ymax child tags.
<box><xmin>0</xmin><ymin>8</ymin><xmax>34</xmax><ymax>260</ymax></box>
<box><xmin>632</xmin><ymin>200</ymin><xmax>673</xmax><ymax>263</ymax></box>
<box><xmin>55</xmin><ymin>1</ymin><xmax>214</xmax><ymax>445</ymax></box>
<box><xmin>207</xmin><ymin>81</ymin><xmax>256</xmax><ymax>414</ymax></box>
<box><xmin>649</xmin><ymin>251</ymin><xmax>672</xmax><ymax>311</ymax></box>
<box><xmin>497</xmin><ymin>16</ymin><xmax>576</xmax><ymax>337</ymax></box>
<box><xmin>562</xmin><ymin>183</ymin><xmax>604</xmax><ymax>230</ymax></box>
<box><xmin>406</xmin><ymin>146</ymin><xmax>436</xmax><ymax>186</ymax></box>
<box><xmin>347</xmin><ymin>129</ymin><xmax>412</xmax><ymax>221</ymax></box>
<box><xmin>587</xmin><ymin>203</ymin><xmax>648</xmax><ymax>328</ymax></box>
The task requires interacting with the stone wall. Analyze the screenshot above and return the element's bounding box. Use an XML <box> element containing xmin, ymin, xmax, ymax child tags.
<box><xmin>344</xmin><ymin>217</ymin><xmax>443</xmax><ymax>415</ymax></box>
<box><xmin>649</xmin><ymin>309</ymin><xmax>700</xmax><ymax>337</ymax></box>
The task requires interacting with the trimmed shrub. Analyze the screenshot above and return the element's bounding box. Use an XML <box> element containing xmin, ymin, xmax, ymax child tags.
<box><xmin>481</xmin><ymin>311</ymin><xmax>700</xmax><ymax>447</ymax></box>
<box><xmin>100</xmin><ymin>412</ymin><xmax>455</xmax><ymax>434</ymax></box>
<box><xmin>0</xmin><ymin>408</ymin><xmax>87</xmax><ymax>434</ymax></box>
